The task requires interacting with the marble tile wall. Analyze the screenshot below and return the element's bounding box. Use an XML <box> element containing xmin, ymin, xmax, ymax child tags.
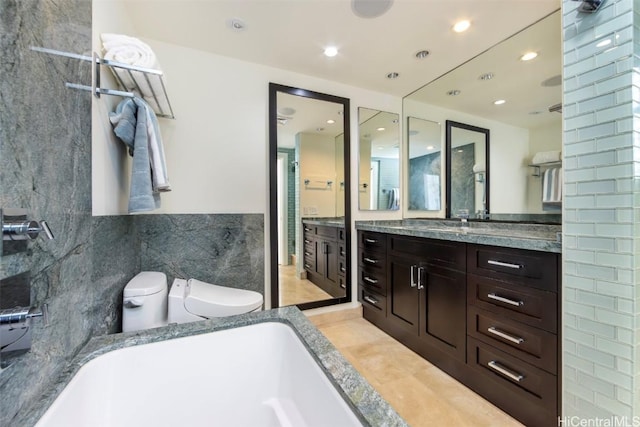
<box><xmin>0</xmin><ymin>1</ymin><xmax>265</xmax><ymax>424</ymax></box>
<box><xmin>0</xmin><ymin>0</ymin><xmax>139</xmax><ymax>423</ymax></box>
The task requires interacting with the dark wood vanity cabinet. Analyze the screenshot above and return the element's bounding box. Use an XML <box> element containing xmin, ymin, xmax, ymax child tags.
<box><xmin>358</xmin><ymin>231</ymin><xmax>561</xmax><ymax>427</ymax></box>
<box><xmin>466</xmin><ymin>244</ymin><xmax>560</xmax><ymax>427</ymax></box>
<box><xmin>303</xmin><ymin>223</ymin><xmax>344</xmax><ymax>297</ymax></box>
<box><xmin>386</xmin><ymin>235</ymin><xmax>467</xmax><ymax>373</ymax></box>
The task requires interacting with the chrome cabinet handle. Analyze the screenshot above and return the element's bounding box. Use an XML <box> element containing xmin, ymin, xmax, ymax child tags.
<box><xmin>364</xmin><ymin>276</ymin><xmax>378</xmax><ymax>284</ymax></box>
<box><xmin>304</xmin><ymin>239</ymin><xmax>311</xmax><ymax>244</ymax></box>
<box><xmin>488</xmin><ymin>327</ymin><xmax>524</xmax><ymax>344</ymax></box>
<box><xmin>488</xmin><ymin>361</ymin><xmax>524</xmax><ymax>382</ymax></box>
<box><xmin>363</xmin><ymin>295</ymin><xmax>378</xmax><ymax>305</ymax></box>
<box><xmin>340</xmin><ymin>283</ymin><xmax>346</xmax><ymax>289</ymax></box>
<box><xmin>364</xmin><ymin>238</ymin><xmax>378</xmax><ymax>243</ymax></box>
<box><xmin>417</xmin><ymin>266</ymin><xmax>424</xmax><ymax>290</ymax></box>
<box><xmin>363</xmin><ymin>257</ymin><xmax>378</xmax><ymax>264</ymax></box>
<box><xmin>340</xmin><ymin>266</ymin><xmax>346</xmax><ymax>273</ymax></box>
<box><xmin>487</xmin><ymin>259</ymin><xmax>522</xmax><ymax>269</ymax></box>
<box><xmin>410</xmin><ymin>265</ymin><xmax>417</xmax><ymax>288</ymax></box>
<box><xmin>304</xmin><ymin>263</ymin><xmax>311</xmax><ymax>269</ymax></box>
<box><xmin>304</xmin><ymin>251</ymin><xmax>312</xmax><ymax>256</ymax></box>
<box><xmin>487</xmin><ymin>293</ymin><xmax>524</xmax><ymax>307</ymax></box>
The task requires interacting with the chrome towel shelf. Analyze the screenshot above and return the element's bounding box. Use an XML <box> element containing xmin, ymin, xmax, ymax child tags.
<box><xmin>528</xmin><ymin>161</ymin><xmax>561</xmax><ymax>177</ymax></box>
<box><xmin>30</xmin><ymin>46</ymin><xmax>175</xmax><ymax>119</ymax></box>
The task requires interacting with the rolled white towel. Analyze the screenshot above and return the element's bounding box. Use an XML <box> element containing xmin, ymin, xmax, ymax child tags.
<box><xmin>472</xmin><ymin>164</ymin><xmax>485</xmax><ymax>173</ymax></box>
<box><xmin>100</xmin><ymin>33</ymin><xmax>171</xmax><ymax>116</ymax></box>
<box><xmin>531</xmin><ymin>150</ymin><xmax>561</xmax><ymax>165</ymax></box>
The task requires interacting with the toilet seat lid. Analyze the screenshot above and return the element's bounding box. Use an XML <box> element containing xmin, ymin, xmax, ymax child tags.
<box><xmin>124</xmin><ymin>272</ymin><xmax>167</xmax><ymax>297</ymax></box>
<box><xmin>185</xmin><ymin>279</ymin><xmax>263</xmax><ymax>318</ymax></box>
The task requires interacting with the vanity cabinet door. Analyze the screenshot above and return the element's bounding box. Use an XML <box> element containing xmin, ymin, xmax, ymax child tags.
<box><xmin>418</xmin><ymin>264</ymin><xmax>466</xmax><ymax>362</ymax></box>
<box><xmin>387</xmin><ymin>255</ymin><xmax>420</xmax><ymax>335</ymax></box>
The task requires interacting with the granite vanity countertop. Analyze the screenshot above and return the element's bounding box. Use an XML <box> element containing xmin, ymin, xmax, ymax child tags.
<box><xmin>356</xmin><ymin>219</ymin><xmax>561</xmax><ymax>253</ymax></box>
<box><xmin>14</xmin><ymin>306</ymin><xmax>406</xmax><ymax>427</ymax></box>
<box><xmin>302</xmin><ymin>217</ymin><xmax>345</xmax><ymax>227</ymax></box>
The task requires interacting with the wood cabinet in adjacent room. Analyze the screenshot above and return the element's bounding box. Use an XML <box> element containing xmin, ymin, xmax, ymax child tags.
<box><xmin>303</xmin><ymin>222</ymin><xmax>345</xmax><ymax>298</ymax></box>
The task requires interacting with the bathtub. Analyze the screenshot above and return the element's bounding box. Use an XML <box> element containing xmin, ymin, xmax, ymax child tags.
<box><xmin>35</xmin><ymin>321</ymin><xmax>363</xmax><ymax>427</ymax></box>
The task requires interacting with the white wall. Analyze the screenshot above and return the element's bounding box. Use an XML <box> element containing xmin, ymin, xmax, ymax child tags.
<box><xmin>91</xmin><ymin>12</ymin><xmax>403</xmax><ymax>303</ymax></box>
<box><xmin>298</xmin><ymin>132</ymin><xmax>338</xmax><ymax>218</ymax></box>
<box><xmin>403</xmin><ymin>98</ymin><xmax>531</xmax><ymax>216</ymax></box>
<box><xmin>526</xmin><ymin>120</ymin><xmax>563</xmax><ymax>213</ymax></box>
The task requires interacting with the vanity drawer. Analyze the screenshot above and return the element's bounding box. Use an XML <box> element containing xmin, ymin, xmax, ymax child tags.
<box><xmin>359</xmin><ymin>231</ymin><xmax>387</xmax><ymax>253</ymax></box>
<box><xmin>359</xmin><ymin>266</ymin><xmax>387</xmax><ymax>296</ymax></box>
<box><xmin>467</xmin><ymin>244</ymin><xmax>558</xmax><ymax>292</ymax></box>
<box><xmin>468</xmin><ymin>306</ymin><xmax>557</xmax><ymax>374</ymax></box>
<box><xmin>389</xmin><ymin>235</ymin><xmax>465</xmax><ymax>272</ymax></box>
<box><xmin>467</xmin><ymin>337</ymin><xmax>557</xmax><ymax>415</ymax></box>
<box><xmin>316</xmin><ymin>225</ymin><xmax>339</xmax><ymax>240</ymax></box>
<box><xmin>468</xmin><ymin>274</ymin><xmax>557</xmax><ymax>332</ymax></box>
<box><xmin>360</xmin><ymin>288</ymin><xmax>386</xmax><ymax>315</ymax></box>
<box><xmin>358</xmin><ymin>247</ymin><xmax>386</xmax><ymax>270</ymax></box>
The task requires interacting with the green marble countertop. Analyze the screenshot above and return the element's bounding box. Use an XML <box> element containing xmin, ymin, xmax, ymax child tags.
<box><xmin>356</xmin><ymin>219</ymin><xmax>561</xmax><ymax>253</ymax></box>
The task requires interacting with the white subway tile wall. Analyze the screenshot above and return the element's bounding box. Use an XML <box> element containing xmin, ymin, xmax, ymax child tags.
<box><xmin>562</xmin><ymin>0</ymin><xmax>638</xmax><ymax>418</ymax></box>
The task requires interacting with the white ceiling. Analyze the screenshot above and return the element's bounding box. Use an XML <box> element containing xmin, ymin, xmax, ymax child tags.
<box><xmin>125</xmin><ymin>0</ymin><xmax>561</xmax><ymax>99</ymax></box>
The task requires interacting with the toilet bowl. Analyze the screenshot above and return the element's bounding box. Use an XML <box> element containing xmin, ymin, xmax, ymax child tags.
<box><xmin>168</xmin><ymin>278</ymin><xmax>263</xmax><ymax>324</ymax></box>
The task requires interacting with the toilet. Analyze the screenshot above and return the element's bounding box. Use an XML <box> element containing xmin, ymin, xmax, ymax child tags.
<box><xmin>122</xmin><ymin>272</ymin><xmax>264</xmax><ymax>332</ymax></box>
<box><xmin>168</xmin><ymin>278</ymin><xmax>263</xmax><ymax>324</ymax></box>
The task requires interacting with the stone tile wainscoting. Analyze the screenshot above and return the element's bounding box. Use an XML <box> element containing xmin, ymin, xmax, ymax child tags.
<box><xmin>0</xmin><ymin>1</ymin><xmax>264</xmax><ymax>425</ymax></box>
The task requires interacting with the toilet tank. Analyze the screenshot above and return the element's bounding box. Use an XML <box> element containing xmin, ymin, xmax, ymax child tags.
<box><xmin>123</xmin><ymin>272</ymin><xmax>168</xmax><ymax>332</ymax></box>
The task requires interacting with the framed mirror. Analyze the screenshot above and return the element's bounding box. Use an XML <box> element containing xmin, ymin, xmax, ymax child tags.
<box><xmin>445</xmin><ymin>120</ymin><xmax>489</xmax><ymax>219</ymax></box>
<box><xmin>407</xmin><ymin>117</ymin><xmax>442</xmax><ymax>211</ymax></box>
<box><xmin>269</xmin><ymin>83</ymin><xmax>351</xmax><ymax>310</ymax></box>
<box><xmin>358</xmin><ymin>108</ymin><xmax>400</xmax><ymax>211</ymax></box>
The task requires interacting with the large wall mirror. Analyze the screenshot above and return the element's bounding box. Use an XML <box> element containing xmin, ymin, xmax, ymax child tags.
<box><xmin>358</xmin><ymin>108</ymin><xmax>400</xmax><ymax>211</ymax></box>
<box><xmin>403</xmin><ymin>10</ymin><xmax>561</xmax><ymax>223</ymax></box>
<box><xmin>408</xmin><ymin>117</ymin><xmax>442</xmax><ymax>211</ymax></box>
<box><xmin>445</xmin><ymin>120</ymin><xmax>489</xmax><ymax>219</ymax></box>
<box><xmin>269</xmin><ymin>83</ymin><xmax>351</xmax><ymax>310</ymax></box>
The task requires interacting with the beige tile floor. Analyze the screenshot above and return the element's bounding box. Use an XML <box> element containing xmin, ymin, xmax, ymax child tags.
<box><xmin>279</xmin><ymin>264</ymin><xmax>332</xmax><ymax>306</ymax></box>
<box><xmin>307</xmin><ymin>307</ymin><xmax>523</xmax><ymax>427</ymax></box>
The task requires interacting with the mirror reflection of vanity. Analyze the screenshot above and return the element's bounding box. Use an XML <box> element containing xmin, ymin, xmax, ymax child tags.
<box><xmin>403</xmin><ymin>10</ymin><xmax>561</xmax><ymax>223</ymax></box>
<box><xmin>269</xmin><ymin>84</ymin><xmax>351</xmax><ymax>310</ymax></box>
<box><xmin>358</xmin><ymin>108</ymin><xmax>400</xmax><ymax>211</ymax></box>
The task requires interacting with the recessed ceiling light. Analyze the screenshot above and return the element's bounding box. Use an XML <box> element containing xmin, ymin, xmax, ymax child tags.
<box><xmin>415</xmin><ymin>50</ymin><xmax>430</xmax><ymax>59</ymax></box>
<box><xmin>447</xmin><ymin>89</ymin><xmax>461</xmax><ymax>96</ymax></box>
<box><xmin>386</xmin><ymin>72</ymin><xmax>399</xmax><ymax>79</ymax></box>
<box><xmin>226</xmin><ymin>18</ymin><xmax>247</xmax><ymax>31</ymax></box>
<box><xmin>453</xmin><ymin>20</ymin><xmax>471</xmax><ymax>33</ymax></box>
<box><xmin>427</xmin><ymin>145</ymin><xmax>435</xmax><ymax>150</ymax></box>
<box><xmin>327</xmin><ymin>119</ymin><xmax>335</xmax><ymax>124</ymax></box>
<box><xmin>520</xmin><ymin>51</ymin><xmax>538</xmax><ymax>61</ymax></box>
<box><xmin>324</xmin><ymin>46</ymin><xmax>338</xmax><ymax>57</ymax></box>
<box><xmin>377</xmin><ymin>127</ymin><xmax>386</xmax><ymax>131</ymax></box>
<box><xmin>479</xmin><ymin>73</ymin><xmax>494</xmax><ymax>81</ymax></box>
<box><xmin>494</xmin><ymin>99</ymin><xmax>506</xmax><ymax>105</ymax></box>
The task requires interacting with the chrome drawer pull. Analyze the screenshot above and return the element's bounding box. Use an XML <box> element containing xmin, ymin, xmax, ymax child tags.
<box><xmin>340</xmin><ymin>267</ymin><xmax>346</xmax><ymax>273</ymax></box>
<box><xmin>488</xmin><ymin>327</ymin><xmax>524</xmax><ymax>344</ymax></box>
<box><xmin>364</xmin><ymin>276</ymin><xmax>378</xmax><ymax>284</ymax></box>
<box><xmin>487</xmin><ymin>259</ymin><xmax>522</xmax><ymax>269</ymax></box>
<box><xmin>304</xmin><ymin>251</ymin><xmax>312</xmax><ymax>256</ymax></box>
<box><xmin>304</xmin><ymin>239</ymin><xmax>311</xmax><ymax>244</ymax></box>
<box><xmin>364</xmin><ymin>238</ymin><xmax>378</xmax><ymax>243</ymax></box>
<box><xmin>363</xmin><ymin>257</ymin><xmax>378</xmax><ymax>264</ymax></box>
<box><xmin>363</xmin><ymin>295</ymin><xmax>379</xmax><ymax>305</ymax></box>
<box><xmin>488</xmin><ymin>360</ymin><xmax>524</xmax><ymax>382</ymax></box>
<box><xmin>487</xmin><ymin>293</ymin><xmax>524</xmax><ymax>307</ymax></box>
<box><xmin>304</xmin><ymin>263</ymin><xmax>311</xmax><ymax>269</ymax></box>
<box><xmin>410</xmin><ymin>265</ymin><xmax>417</xmax><ymax>288</ymax></box>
